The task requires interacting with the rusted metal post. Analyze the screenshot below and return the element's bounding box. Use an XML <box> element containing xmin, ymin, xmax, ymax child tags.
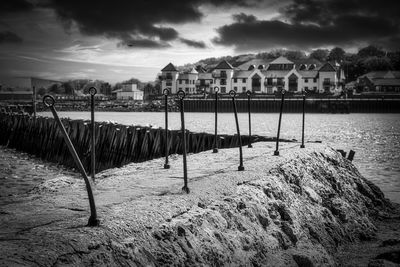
<box><xmin>178</xmin><ymin>90</ymin><xmax>190</xmax><ymax>193</ymax></box>
<box><xmin>213</xmin><ymin>86</ymin><xmax>219</xmax><ymax>153</ymax></box>
<box><xmin>246</xmin><ymin>90</ymin><xmax>253</xmax><ymax>148</ymax></box>
<box><xmin>163</xmin><ymin>88</ymin><xmax>170</xmax><ymax>169</ymax></box>
<box><xmin>89</xmin><ymin>87</ymin><xmax>97</xmax><ymax>180</ymax></box>
<box><xmin>230</xmin><ymin>90</ymin><xmax>244</xmax><ymax>171</ymax></box>
<box><xmin>43</xmin><ymin>95</ymin><xmax>99</xmax><ymax>227</ymax></box>
<box><xmin>300</xmin><ymin>90</ymin><xmax>306</xmax><ymax>148</ymax></box>
<box><xmin>274</xmin><ymin>89</ymin><xmax>286</xmax><ymax>156</ymax></box>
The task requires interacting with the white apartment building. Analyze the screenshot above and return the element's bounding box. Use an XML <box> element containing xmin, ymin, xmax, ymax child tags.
<box><xmin>160</xmin><ymin>57</ymin><xmax>345</xmax><ymax>95</ymax></box>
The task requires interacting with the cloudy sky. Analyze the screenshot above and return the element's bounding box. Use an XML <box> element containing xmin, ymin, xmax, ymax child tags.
<box><xmin>1</xmin><ymin>0</ymin><xmax>399</xmax><ymax>85</ymax></box>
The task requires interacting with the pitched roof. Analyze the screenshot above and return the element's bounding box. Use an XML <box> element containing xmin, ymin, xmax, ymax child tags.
<box><xmin>318</xmin><ymin>62</ymin><xmax>336</xmax><ymax>72</ymax></box>
<box><xmin>195</xmin><ymin>65</ymin><xmax>206</xmax><ymax>73</ymax></box>
<box><xmin>214</xmin><ymin>60</ymin><xmax>234</xmax><ymax>70</ymax></box>
<box><xmin>363</xmin><ymin>71</ymin><xmax>400</xmax><ymax>79</ymax></box>
<box><xmin>237</xmin><ymin>59</ymin><xmax>272</xmax><ymax>70</ymax></box>
<box><xmin>188</xmin><ymin>68</ymin><xmax>198</xmax><ymax>74</ymax></box>
<box><xmin>161</xmin><ymin>63</ymin><xmax>177</xmax><ymax>71</ymax></box>
<box><xmin>252</xmin><ymin>73</ymin><xmax>262</xmax><ymax>79</ymax></box>
<box><xmin>270</xmin><ymin>56</ymin><xmax>293</xmax><ymax>64</ymax></box>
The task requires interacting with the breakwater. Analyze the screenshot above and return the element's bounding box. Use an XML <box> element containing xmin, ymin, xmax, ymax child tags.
<box><xmin>0</xmin><ymin>112</ymin><xmax>275</xmax><ymax>173</ymax></box>
<box><xmin>182</xmin><ymin>98</ymin><xmax>400</xmax><ymax>113</ymax></box>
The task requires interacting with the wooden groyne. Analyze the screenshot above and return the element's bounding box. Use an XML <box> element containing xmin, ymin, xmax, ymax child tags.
<box><xmin>0</xmin><ymin>113</ymin><xmax>275</xmax><ymax>173</ymax></box>
<box><xmin>182</xmin><ymin>98</ymin><xmax>400</xmax><ymax>113</ymax></box>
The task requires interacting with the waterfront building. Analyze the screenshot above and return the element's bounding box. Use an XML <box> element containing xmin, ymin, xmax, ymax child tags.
<box><xmin>160</xmin><ymin>57</ymin><xmax>345</xmax><ymax>95</ymax></box>
<box><xmin>356</xmin><ymin>71</ymin><xmax>400</xmax><ymax>93</ymax></box>
<box><xmin>112</xmin><ymin>83</ymin><xmax>143</xmax><ymax>100</ymax></box>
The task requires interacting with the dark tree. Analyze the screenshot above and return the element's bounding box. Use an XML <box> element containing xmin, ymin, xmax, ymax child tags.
<box><xmin>358</xmin><ymin>45</ymin><xmax>386</xmax><ymax>58</ymax></box>
<box><xmin>328</xmin><ymin>47</ymin><xmax>346</xmax><ymax>62</ymax></box>
<box><xmin>62</xmin><ymin>82</ymin><xmax>74</xmax><ymax>95</ymax></box>
<box><xmin>361</xmin><ymin>56</ymin><xmax>392</xmax><ymax>71</ymax></box>
<box><xmin>309</xmin><ymin>49</ymin><xmax>329</xmax><ymax>62</ymax></box>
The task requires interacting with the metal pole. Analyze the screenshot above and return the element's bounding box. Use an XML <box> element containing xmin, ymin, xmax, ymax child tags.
<box><xmin>32</xmin><ymin>86</ymin><xmax>37</xmax><ymax>119</ymax></box>
<box><xmin>89</xmin><ymin>87</ymin><xmax>97</xmax><ymax>181</ymax></box>
<box><xmin>213</xmin><ymin>86</ymin><xmax>219</xmax><ymax>153</ymax></box>
<box><xmin>300</xmin><ymin>90</ymin><xmax>305</xmax><ymax>148</ymax></box>
<box><xmin>230</xmin><ymin>90</ymin><xmax>244</xmax><ymax>171</ymax></box>
<box><xmin>274</xmin><ymin>89</ymin><xmax>286</xmax><ymax>156</ymax></box>
<box><xmin>178</xmin><ymin>90</ymin><xmax>190</xmax><ymax>193</ymax></box>
<box><xmin>246</xmin><ymin>90</ymin><xmax>252</xmax><ymax>148</ymax></box>
<box><xmin>42</xmin><ymin>95</ymin><xmax>99</xmax><ymax>227</ymax></box>
<box><xmin>163</xmin><ymin>88</ymin><xmax>170</xmax><ymax>169</ymax></box>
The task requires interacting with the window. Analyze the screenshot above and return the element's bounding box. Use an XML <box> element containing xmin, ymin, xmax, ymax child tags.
<box><xmin>185</xmin><ymin>87</ymin><xmax>189</xmax><ymax>92</ymax></box>
<box><xmin>220</xmin><ymin>71</ymin><xmax>227</xmax><ymax>78</ymax></box>
<box><xmin>234</xmin><ymin>78</ymin><xmax>237</xmax><ymax>83</ymax></box>
<box><xmin>166</xmin><ymin>82</ymin><xmax>172</xmax><ymax>86</ymax></box>
<box><xmin>234</xmin><ymin>86</ymin><xmax>238</xmax><ymax>91</ymax></box>
<box><xmin>221</xmin><ymin>87</ymin><xmax>226</xmax><ymax>93</ymax></box>
<box><xmin>220</xmin><ymin>79</ymin><xmax>227</xmax><ymax>85</ymax></box>
<box><xmin>304</xmin><ymin>86</ymin><xmax>308</xmax><ymax>90</ymax></box>
<box><xmin>242</xmin><ymin>87</ymin><xmax>246</xmax><ymax>91</ymax></box>
<box><xmin>242</xmin><ymin>78</ymin><xmax>247</xmax><ymax>83</ymax></box>
<box><xmin>179</xmin><ymin>80</ymin><xmax>182</xmax><ymax>84</ymax></box>
<box><xmin>313</xmin><ymin>86</ymin><xmax>317</xmax><ymax>91</ymax></box>
<box><xmin>185</xmin><ymin>80</ymin><xmax>188</xmax><ymax>84</ymax></box>
<box><xmin>313</xmin><ymin>78</ymin><xmax>317</xmax><ymax>83</ymax></box>
<box><xmin>267</xmin><ymin>78</ymin><xmax>273</xmax><ymax>86</ymax></box>
<box><xmin>304</xmin><ymin>78</ymin><xmax>308</xmax><ymax>83</ymax></box>
<box><xmin>211</xmin><ymin>80</ymin><xmax>213</xmax><ymax>84</ymax></box>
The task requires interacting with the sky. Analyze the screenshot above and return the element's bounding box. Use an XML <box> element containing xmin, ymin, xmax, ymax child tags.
<box><xmin>1</xmin><ymin>0</ymin><xmax>399</xmax><ymax>85</ymax></box>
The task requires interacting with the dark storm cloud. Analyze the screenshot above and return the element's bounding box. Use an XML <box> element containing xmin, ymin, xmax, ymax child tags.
<box><xmin>118</xmin><ymin>38</ymin><xmax>170</xmax><ymax>49</ymax></box>
<box><xmin>180</xmin><ymin>38</ymin><xmax>206</xmax><ymax>48</ymax></box>
<box><xmin>47</xmin><ymin>0</ymin><xmax>260</xmax><ymax>48</ymax></box>
<box><xmin>0</xmin><ymin>0</ymin><xmax>34</xmax><ymax>14</ymax></box>
<box><xmin>214</xmin><ymin>0</ymin><xmax>400</xmax><ymax>51</ymax></box>
<box><xmin>0</xmin><ymin>31</ymin><xmax>23</xmax><ymax>43</ymax></box>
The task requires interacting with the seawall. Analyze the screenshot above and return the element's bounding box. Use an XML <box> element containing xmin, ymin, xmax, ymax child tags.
<box><xmin>0</xmin><ymin>143</ymin><xmax>398</xmax><ymax>266</ymax></box>
<box><xmin>182</xmin><ymin>98</ymin><xmax>400</xmax><ymax>113</ymax></box>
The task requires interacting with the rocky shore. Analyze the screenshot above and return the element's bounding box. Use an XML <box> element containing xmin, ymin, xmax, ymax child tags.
<box><xmin>0</xmin><ymin>142</ymin><xmax>399</xmax><ymax>266</ymax></box>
